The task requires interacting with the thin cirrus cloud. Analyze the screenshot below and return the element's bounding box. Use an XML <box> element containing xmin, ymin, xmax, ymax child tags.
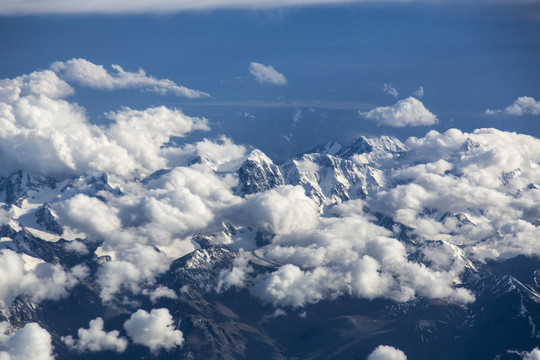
<box><xmin>485</xmin><ymin>96</ymin><xmax>540</xmax><ymax>116</ymax></box>
<box><xmin>1</xmin><ymin>0</ymin><xmax>537</xmax><ymax>14</ymax></box>
<box><xmin>0</xmin><ymin>0</ymin><xmax>421</xmax><ymax>14</ymax></box>
<box><xmin>51</xmin><ymin>58</ymin><xmax>209</xmax><ymax>98</ymax></box>
<box><xmin>249</xmin><ymin>62</ymin><xmax>287</xmax><ymax>86</ymax></box>
<box><xmin>383</xmin><ymin>83</ymin><xmax>399</xmax><ymax>98</ymax></box>
<box><xmin>360</xmin><ymin>97</ymin><xmax>438</xmax><ymax>127</ymax></box>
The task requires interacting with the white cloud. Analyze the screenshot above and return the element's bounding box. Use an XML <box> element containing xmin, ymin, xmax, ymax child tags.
<box><xmin>163</xmin><ymin>135</ymin><xmax>248</xmax><ymax>170</ymax></box>
<box><xmin>145</xmin><ymin>286</ymin><xmax>178</xmax><ymax>303</ymax></box>
<box><xmin>97</xmin><ymin>244</ymin><xmax>172</xmax><ymax>302</ymax></box>
<box><xmin>523</xmin><ymin>348</ymin><xmax>540</xmax><ymax>360</ymax></box>
<box><xmin>360</xmin><ymin>97</ymin><xmax>438</xmax><ymax>127</ymax></box>
<box><xmin>51</xmin><ymin>58</ymin><xmax>209</xmax><ymax>98</ymax></box>
<box><xmin>0</xmin><ymin>250</ymin><xmax>87</xmax><ymax>309</ymax></box>
<box><xmin>2</xmin><ymin>0</ymin><xmax>534</xmax><ymax>14</ymax></box>
<box><xmin>0</xmin><ymin>67</ymin><xmax>209</xmax><ymax>178</ymax></box>
<box><xmin>0</xmin><ymin>322</ymin><xmax>54</xmax><ymax>360</ymax></box>
<box><xmin>485</xmin><ymin>96</ymin><xmax>540</xmax><ymax>116</ymax></box>
<box><xmin>123</xmin><ymin>308</ymin><xmax>183</xmax><ymax>352</ymax></box>
<box><xmin>367</xmin><ymin>345</ymin><xmax>407</xmax><ymax>360</ymax></box>
<box><xmin>249</xmin><ymin>62</ymin><xmax>287</xmax><ymax>86</ymax></box>
<box><xmin>224</xmin><ymin>202</ymin><xmax>474</xmax><ymax>307</ymax></box>
<box><xmin>414</xmin><ymin>86</ymin><xmax>424</xmax><ymax>98</ymax></box>
<box><xmin>54</xmin><ymin>194</ymin><xmax>122</xmax><ymax>239</ymax></box>
<box><xmin>383</xmin><ymin>83</ymin><xmax>399</xmax><ymax>98</ymax></box>
<box><xmin>51</xmin><ymin>160</ymin><xmax>242</xmax><ymax>302</ymax></box>
<box><xmin>105</xmin><ymin>106</ymin><xmax>209</xmax><ymax>171</ymax></box>
<box><xmin>230</xmin><ymin>185</ymin><xmax>319</xmax><ymax>235</ymax></box>
<box><xmin>217</xmin><ymin>251</ymin><xmax>253</xmax><ymax>292</ymax></box>
<box><xmin>62</xmin><ymin>317</ymin><xmax>128</xmax><ymax>353</ymax></box>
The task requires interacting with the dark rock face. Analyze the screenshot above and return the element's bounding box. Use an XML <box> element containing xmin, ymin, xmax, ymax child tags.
<box><xmin>236</xmin><ymin>150</ymin><xmax>285</xmax><ymax>196</ymax></box>
<box><xmin>35</xmin><ymin>204</ymin><xmax>64</xmax><ymax>236</ymax></box>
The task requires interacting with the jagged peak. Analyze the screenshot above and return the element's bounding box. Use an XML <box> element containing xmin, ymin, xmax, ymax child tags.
<box><xmin>245</xmin><ymin>149</ymin><xmax>273</xmax><ymax>164</ymax></box>
<box><xmin>336</xmin><ymin>135</ymin><xmax>407</xmax><ymax>159</ymax></box>
<box><xmin>462</xmin><ymin>137</ymin><xmax>481</xmax><ymax>151</ymax></box>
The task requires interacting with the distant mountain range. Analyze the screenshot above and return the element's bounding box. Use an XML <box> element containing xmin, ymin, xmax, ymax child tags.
<box><xmin>1</xmin><ymin>131</ymin><xmax>540</xmax><ymax>359</ymax></box>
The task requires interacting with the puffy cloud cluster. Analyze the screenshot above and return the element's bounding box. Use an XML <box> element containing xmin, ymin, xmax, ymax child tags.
<box><xmin>0</xmin><ymin>65</ymin><xmax>208</xmax><ymax>178</ymax></box>
<box><xmin>220</xmin><ymin>127</ymin><xmax>540</xmax><ymax>307</ymax></box>
<box><xmin>367</xmin><ymin>345</ymin><xmax>407</xmax><ymax>360</ymax></box>
<box><xmin>246</xmin><ymin>201</ymin><xmax>474</xmax><ymax>307</ymax></box>
<box><xmin>249</xmin><ymin>62</ymin><xmax>287</xmax><ymax>86</ymax></box>
<box><xmin>123</xmin><ymin>308</ymin><xmax>183</xmax><ymax>352</ymax></box>
<box><xmin>0</xmin><ymin>322</ymin><xmax>54</xmax><ymax>360</ymax></box>
<box><xmin>371</xmin><ymin>128</ymin><xmax>540</xmax><ymax>261</ymax></box>
<box><xmin>486</xmin><ymin>96</ymin><xmax>540</xmax><ymax>116</ymax></box>
<box><xmin>53</xmin><ymin>163</ymin><xmax>242</xmax><ymax>301</ymax></box>
<box><xmin>361</xmin><ymin>97</ymin><xmax>437</xmax><ymax>127</ymax></box>
<box><xmin>52</xmin><ymin>58</ymin><xmax>209</xmax><ymax>98</ymax></box>
<box><xmin>0</xmin><ymin>250</ymin><xmax>87</xmax><ymax>309</ymax></box>
<box><xmin>62</xmin><ymin>317</ymin><xmax>128</xmax><ymax>353</ymax></box>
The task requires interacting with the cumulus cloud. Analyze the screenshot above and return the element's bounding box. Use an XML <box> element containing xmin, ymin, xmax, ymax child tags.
<box><xmin>62</xmin><ymin>317</ymin><xmax>128</xmax><ymax>353</ymax></box>
<box><xmin>105</xmin><ymin>106</ymin><xmax>209</xmax><ymax>171</ymax></box>
<box><xmin>217</xmin><ymin>251</ymin><xmax>253</xmax><ymax>292</ymax></box>
<box><xmin>54</xmin><ymin>194</ymin><xmax>122</xmax><ymax>239</ymax></box>
<box><xmin>230</xmin><ymin>185</ymin><xmax>319</xmax><ymax>235</ymax></box>
<box><xmin>367</xmin><ymin>345</ymin><xmax>407</xmax><ymax>360</ymax></box>
<box><xmin>0</xmin><ymin>322</ymin><xmax>54</xmax><ymax>360</ymax></box>
<box><xmin>249</xmin><ymin>62</ymin><xmax>287</xmax><ymax>86</ymax></box>
<box><xmin>0</xmin><ymin>250</ymin><xmax>87</xmax><ymax>309</ymax></box>
<box><xmin>145</xmin><ymin>286</ymin><xmax>178</xmax><ymax>303</ymax></box>
<box><xmin>123</xmin><ymin>308</ymin><xmax>183</xmax><ymax>352</ymax></box>
<box><xmin>360</xmin><ymin>97</ymin><xmax>438</xmax><ymax>127</ymax></box>
<box><xmin>485</xmin><ymin>96</ymin><xmax>540</xmax><ymax>116</ymax></box>
<box><xmin>221</xmin><ymin>199</ymin><xmax>474</xmax><ymax>307</ymax></box>
<box><xmin>523</xmin><ymin>348</ymin><xmax>540</xmax><ymax>360</ymax></box>
<box><xmin>0</xmin><ymin>67</ymin><xmax>209</xmax><ymax>178</ymax></box>
<box><xmin>383</xmin><ymin>83</ymin><xmax>399</xmax><ymax>98</ymax></box>
<box><xmin>51</xmin><ymin>160</ymin><xmax>242</xmax><ymax>301</ymax></box>
<box><xmin>51</xmin><ymin>58</ymin><xmax>209</xmax><ymax>98</ymax></box>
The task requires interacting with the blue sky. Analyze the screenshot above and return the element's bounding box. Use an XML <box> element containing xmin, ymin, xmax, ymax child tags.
<box><xmin>1</xmin><ymin>2</ymin><xmax>540</xmax><ymax>160</ymax></box>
